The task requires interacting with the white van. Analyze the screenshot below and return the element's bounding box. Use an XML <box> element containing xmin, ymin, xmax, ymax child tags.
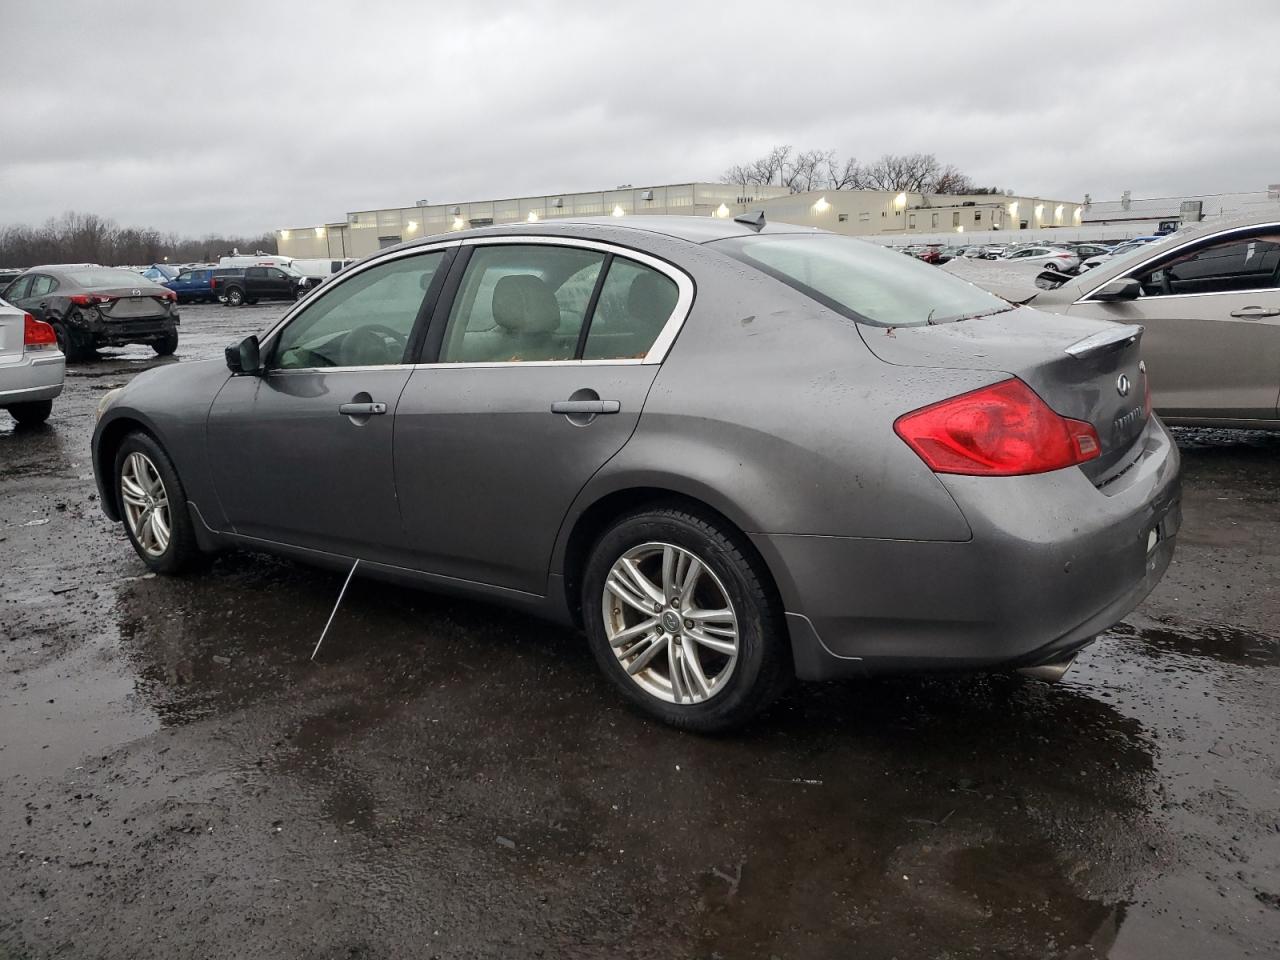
<box><xmin>217</xmin><ymin>254</ymin><xmax>295</xmax><ymax>270</ymax></box>
<box><xmin>289</xmin><ymin>258</ymin><xmax>355</xmax><ymax>281</ymax></box>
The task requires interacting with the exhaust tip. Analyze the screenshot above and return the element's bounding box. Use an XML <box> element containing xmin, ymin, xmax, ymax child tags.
<box><xmin>1016</xmin><ymin>656</ymin><xmax>1077</xmax><ymax>683</ymax></box>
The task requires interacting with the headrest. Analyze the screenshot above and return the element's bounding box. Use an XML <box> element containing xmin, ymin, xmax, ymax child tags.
<box><xmin>492</xmin><ymin>274</ymin><xmax>560</xmax><ymax>334</ymax></box>
<box><xmin>627</xmin><ymin>270</ymin><xmax>675</xmax><ymax>325</ymax></box>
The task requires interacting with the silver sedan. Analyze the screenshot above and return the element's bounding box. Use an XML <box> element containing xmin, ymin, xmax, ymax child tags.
<box><xmin>0</xmin><ymin>298</ymin><xmax>64</xmax><ymax>426</ymax></box>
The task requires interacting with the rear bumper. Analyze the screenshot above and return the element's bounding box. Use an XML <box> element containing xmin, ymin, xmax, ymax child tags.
<box><xmin>0</xmin><ymin>352</ymin><xmax>65</xmax><ymax>405</ymax></box>
<box><xmin>754</xmin><ymin>417</ymin><xmax>1182</xmax><ymax>680</ymax></box>
<box><xmin>79</xmin><ymin>310</ymin><xmax>180</xmax><ymax>345</ymax></box>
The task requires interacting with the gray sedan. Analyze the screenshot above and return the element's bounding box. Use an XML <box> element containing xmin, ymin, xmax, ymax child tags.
<box><xmin>92</xmin><ymin>217</ymin><xmax>1180</xmax><ymax>730</ymax></box>
<box><xmin>1031</xmin><ymin>215</ymin><xmax>1280</xmax><ymax>427</ymax></box>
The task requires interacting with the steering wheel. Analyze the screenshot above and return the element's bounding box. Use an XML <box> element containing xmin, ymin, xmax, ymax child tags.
<box><xmin>341</xmin><ymin>324</ymin><xmax>409</xmax><ymax>366</ymax></box>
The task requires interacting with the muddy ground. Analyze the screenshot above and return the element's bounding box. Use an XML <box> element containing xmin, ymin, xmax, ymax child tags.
<box><xmin>1</xmin><ymin>303</ymin><xmax>1277</xmax><ymax>959</ymax></box>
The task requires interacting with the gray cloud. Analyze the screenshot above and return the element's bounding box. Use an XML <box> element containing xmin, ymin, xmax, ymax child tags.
<box><xmin>4</xmin><ymin>0</ymin><xmax>1277</xmax><ymax>235</ymax></box>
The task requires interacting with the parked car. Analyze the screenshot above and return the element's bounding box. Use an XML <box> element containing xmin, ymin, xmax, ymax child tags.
<box><xmin>210</xmin><ymin>265</ymin><xmax>310</xmax><ymax>306</ymax></box>
<box><xmin>981</xmin><ymin>245</ymin><xmax>1008</xmax><ymax>259</ymax></box>
<box><xmin>140</xmin><ymin>264</ymin><xmax>180</xmax><ymax>283</ymax></box>
<box><xmin>1066</xmin><ymin>243</ymin><xmax>1115</xmax><ymax>261</ymax></box>
<box><xmin>1078</xmin><ymin>236</ymin><xmax>1164</xmax><ymax>273</ymax></box>
<box><xmin>2</xmin><ymin>265</ymin><xmax>179</xmax><ymax>361</ymax></box>
<box><xmin>0</xmin><ymin>269</ymin><xmax>23</xmax><ymax>288</ymax></box>
<box><xmin>91</xmin><ymin>216</ymin><xmax>1180</xmax><ymax>730</ymax></box>
<box><xmin>917</xmin><ymin>245</ymin><xmax>948</xmax><ymax>265</ymax></box>
<box><xmin>1029</xmin><ymin>215</ymin><xmax>1280</xmax><ymax>428</ymax></box>
<box><xmin>217</xmin><ymin>254</ymin><xmax>295</xmax><ymax>270</ymax></box>
<box><xmin>1001</xmin><ymin>246</ymin><xmax>1080</xmax><ymax>273</ymax></box>
<box><xmin>165</xmin><ymin>267</ymin><xmax>219</xmax><ymax>303</ymax></box>
<box><xmin>0</xmin><ymin>297</ymin><xmax>64</xmax><ymax>425</ymax></box>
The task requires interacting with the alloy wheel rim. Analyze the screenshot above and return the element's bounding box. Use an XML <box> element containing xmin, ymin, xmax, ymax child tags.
<box><xmin>602</xmin><ymin>541</ymin><xmax>739</xmax><ymax>705</ymax></box>
<box><xmin>120</xmin><ymin>452</ymin><xmax>171</xmax><ymax>558</ymax></box>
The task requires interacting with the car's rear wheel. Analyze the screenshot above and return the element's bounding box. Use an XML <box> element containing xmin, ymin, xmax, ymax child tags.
<box><xmin>225</xmin><ymin>287</ymin><xmax>244</xmax><ymax>307</ymax></box>
<box><xmin>7</xmin><ymin>399</ymin><xmax>53</xmax><ymax>426</ymax></box>
<box><xmin>114</xmin><ymin>432</ymin><xmax>202</xmax><ymax>574</ymax></box>
<box><xmin>52</xmin><ymin>315</ymin><xmax>93</xmax><ymax>362</ymax></box>
<box><xmin>152</xmin><ymin>330</ymin><xmax>179</xmax><ymax>356</ymax></box>
<box><xmin>582</xmin><ymin>505</ymin><xmax>790</xmax><ymax>732</ymax></box>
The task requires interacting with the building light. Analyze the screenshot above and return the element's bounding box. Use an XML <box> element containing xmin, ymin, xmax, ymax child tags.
<box><xmin>452</xmin><ymin>216</ymin><xmax>465</xmax><ymax>231</ymax></box>
<box><xmin>1034</xmin><ymin>204</ymin><xmax>1045</xmax><ymax>222</ymax></box>
<box><xmin>406</xmin><ymin>220</ymin><xmax>418</xmax><ymax>232</ymax></box>
<box><xmin>813</xmin><ymin>196</ymin><xmax>831</xmax><ymax>213</ymax></box>
<box><xmin>612</xmin><ymin>205</ymin><xmax>625</xmax><ymax>217</ymax></box>
<box><xmin>1008</xmin><ymin>201</ymin><xmax>1019</xmax><ymax>218</ymax></box>
<box><xmin>893</xmin><ymin>192</ymin><xmax>907</xmax><ymax>210</ymax></box>
<box><xmin>956</xmin><ymin>225</ymin><xmax>964</xmax><ymax>233</ymax></box>
<box><xmin>314</xmin><ymin>226</ymin><xmax>325</xmax><ymax>238</ymax></box>
<box><xmin>714</xmin><ymin>203</ymin><xmax>730</xmax><ymax>218</ymax></box>
<box><xmin>1074</xmin><ymin>207</ymin><xmax>1083</xmax><ymax>222</ymax></box>
<box><xmin>527</xmin><ymin>210</ymin><xmax>540</xmax><ymax>222</ymax></box>
<box><xmin>1054</xmin><ymin>204</ymin><xmax>1064</xmax><ymax>224</ymax></box>
<box><xmin>279</xmin><ymin>230</ymin><xmax>290</xmax><ymax>240</ymax></box>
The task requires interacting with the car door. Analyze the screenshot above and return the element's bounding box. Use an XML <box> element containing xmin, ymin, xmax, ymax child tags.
<box><xmin>1067</xmin><ymin>226</ymin><xmax>1280</xmax><ymax>421</ymax></box>
<box><xmin>4</xmin><ymin>275</ymin><xmax>33</xmax><ymax>313</ymax></box>
<box><xmin>394</xmin><ymin>240</ymin><xmax>690</xmax><ymax>593</ymax></box>
<box><xmin>205</xmin><ymin>246</ymin><xmax>453</xmax><ymax>557</ymax></box>
<box><xmin>25</xmin><ymin>275</ymin><xmax>56</xmax><ymax>320</ymax></box>
<box><xmin>264</xmin><ymin>267</ymin><xmax>291</xmax><ymax>299</ymax></box>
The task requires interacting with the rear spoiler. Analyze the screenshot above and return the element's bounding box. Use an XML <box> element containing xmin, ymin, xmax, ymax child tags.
<box><xmin>1065</xmin><ymin>324</ymin><xmax>1144</xmax><ymax>360</ymax></box>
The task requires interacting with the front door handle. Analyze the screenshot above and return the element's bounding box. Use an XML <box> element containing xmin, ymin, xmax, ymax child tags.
<box><xmin>338</xmin><ymin>401</ymin><xmax>387</xmax><ymax>416</ymax></box>
<box><xmin>1230</xmin><ymin>306</ymin><xmax>1280</xmax><ymax>319</ymax></box>
<box><xmin>551</xmin><ymin>399</ymin><xmax>620</xmax><ymax>415</ymax></box>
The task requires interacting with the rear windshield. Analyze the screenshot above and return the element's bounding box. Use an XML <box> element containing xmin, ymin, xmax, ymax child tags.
<box><xmin>719</xmin><ymin>234</ymin><xmax>1010</xmax><ymax>327</ymax></box>
<box><xmin>64</xmin><ymin>268</ymin><xmax>160</xmax><ymax>288</ymax></box>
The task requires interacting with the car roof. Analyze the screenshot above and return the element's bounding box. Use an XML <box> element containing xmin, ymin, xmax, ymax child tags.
<box><xmin>393</xmin><ymin>215</ymin><xmax>829</xmax><ymax>252</ymax></box>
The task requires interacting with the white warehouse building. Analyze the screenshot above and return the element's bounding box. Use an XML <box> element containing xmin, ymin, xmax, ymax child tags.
<box><xmin>276</xmin><ymin>182</ymin><xmax>1084</xmax><ymax>260</ymax></box>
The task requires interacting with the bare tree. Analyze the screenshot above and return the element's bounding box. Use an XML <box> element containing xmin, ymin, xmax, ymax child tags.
<box><xmin>931</xmin><ymin>164</ymin><xmax>976</xmax><ymax>195</ymax></box>
<box><xmin>824</xmin><ymin>154</ymin><xmax>865</xmax><ymax>190</ymax></box>
<box><xmin>784</xmin><ymin>149</ymin><xmax>833</xmax><ymax>192</ymax></box>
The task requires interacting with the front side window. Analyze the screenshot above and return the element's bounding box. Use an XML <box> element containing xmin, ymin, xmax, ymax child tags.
<box><xmin>438</xmin><ymin>245</ymin><xmax>605</xmax><ymax>362</ymax></box>
<box><xmin>273</xmin><ymin>251</ymin><xmax>445</xmax><ymax>369</ymax></box>
<box><xmin>719</xmin><ymin>233</ymin><xmax>1009</xmax><ymax>328</ymax></box>
<box><xmin>5</xmin><ymin>275</ymin><xmax>32</xmax><ymax>301</ymax></box>
<box><xmin>1134</xmin><ymin>232</ymin><xmax>1280</xmax><ymax>297</ymax></box>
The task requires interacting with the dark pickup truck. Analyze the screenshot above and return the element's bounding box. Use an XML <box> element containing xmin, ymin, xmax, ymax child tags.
<box><xmin>211</xmin><ymin>265</ymin><xmax>310</xmax><ymax>306</ymax></box>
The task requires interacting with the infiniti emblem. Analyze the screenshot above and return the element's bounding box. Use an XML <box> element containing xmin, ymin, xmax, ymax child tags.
<box><xmin>1116</xmin><ymin>374</ymin><xmax>1131</xmax><ymax>397</ymax></box>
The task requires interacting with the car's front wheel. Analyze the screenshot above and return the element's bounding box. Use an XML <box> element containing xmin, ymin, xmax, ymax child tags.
<box><xmin>582</xmin><ymin>505</ymin><xmax>790</xmax><ymax>732</ymax></box>
<box><xmin>114</xmin><ymin>432</ymin><xmax>203</xmax><ymax>574</ymax></box>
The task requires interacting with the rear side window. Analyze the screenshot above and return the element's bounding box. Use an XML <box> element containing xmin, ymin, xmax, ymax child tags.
<box><xmin>1134</xmin><ymin>232</ymin><xmax>1280</xmax><ymax>296</ymax></box>
<box><xmin>29</xmin><ymin>275</ymin><xmax>56</xmax><ymax>297</ymax></box>
<box><xmin>719</xmin><ymin>234</ymin><xmax>1008</xmax><ymax>327</ymax></box>
<box><xmin>582</xmin><ymin>258</ymin><xmax>678</xmax><ymax>360</ymax></box>
<box><xmin>438</xmin><ymin>245</ymin><xmax>606</xmax><ymax>363</ymax></box>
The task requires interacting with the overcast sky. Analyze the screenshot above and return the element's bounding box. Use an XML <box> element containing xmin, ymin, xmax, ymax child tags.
<box><xmin>4</xmin><ymin>1</ymin><xmax>1278</xmax><ymax>237</ymax></box>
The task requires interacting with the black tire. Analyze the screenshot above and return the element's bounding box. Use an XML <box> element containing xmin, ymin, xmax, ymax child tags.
<box><xmin>51</xmin><ymin>314</ymin><xmax>94</xmax><ymax>362</ymax></box>
<box><xmin>7</xmin><ymin>399</ymin><xmax>53</xmax><ymax>426</ymax></box>
<box><xmin>152</xmin><ymin>329</ymin><xmax>179</xmax><ymax>356</ymax></box>
<box><xmin>225</xmin><ymin>286</ymin><xmax>245</xmax><ymax>307</ymax></box>
<box><xmin>582</xmin><ymin>504</ymin><xmax>791</xmax><ymax>732</ymax></box>
<box><xmin>113</xmin><ymin>431</ymin><xmax>203</xmax><ymax>574</ymax></box>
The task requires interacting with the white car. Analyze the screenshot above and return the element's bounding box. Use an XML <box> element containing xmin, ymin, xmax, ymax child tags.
<box><xmin>1000</xmin><ymin>246</ymin><xmax>1080</xmax><ymax>273</ymax></box>
<box><xmin>0</xmin><ymin>298</ymin><xmax>65</xmax><ymax>426</ymax></box>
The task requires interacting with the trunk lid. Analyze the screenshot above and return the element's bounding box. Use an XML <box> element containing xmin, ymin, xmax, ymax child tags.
<box><xmin>96</xmin><ymin>287</ymin><xmax>172</xmax><ymax>320</ymax></box>
<box><xmin>862</xmin><ymin>306</ymin><xmax>1150</xmax><ymax>482</ymax></box>
<box><xmin>0</xmin><ymin>305</ymin><xmax>25</xmax><ymax>363</ymax></box>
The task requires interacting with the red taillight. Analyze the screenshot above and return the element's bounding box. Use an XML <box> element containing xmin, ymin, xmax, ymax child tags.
<box><xmin>894</xmin><ymin>378</ymin><xmax>1101</xmax><ymax>476</ymax></box>
<box><xmin>161</xmin><ymin>289</ymin><xmax>177</xmax><ymax>301</ymax></box>
<box><xmin>68</xmin><ymin>294</ymin><xmax>113</xmax><ymax>306</ymax></box>
<box><xmin>23</xmin><ymin>313</ymin><xmax>58</xmax><ymax>348</ymax></box>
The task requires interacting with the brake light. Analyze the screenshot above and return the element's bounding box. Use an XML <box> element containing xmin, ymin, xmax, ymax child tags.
<box><xmin>161</xmin><ymin>289</ymin><xmax>177</xmax><ymax>301</ymax></box>
<box><xmin>68</xmin><ymin>294</ymin><xmax>113</xmax><ymax>306</ymax></box>
<box><xmin>23</xmin><ymin>312</ymin><xmax>58</xmax><ymax>350</ymax></box>
<box><xmin>894</xmin><ymin>378</ymin><xmax>1101</xmax><ymax>476</ymax></box>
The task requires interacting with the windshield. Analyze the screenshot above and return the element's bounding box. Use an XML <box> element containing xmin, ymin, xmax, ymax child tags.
<box><xmin>64</xmin><ymin>268</ymin><xmax>163</xmax><ymax>288</ymax></box>
<box><xmin>718</xmin><ymin>233</ymin><xmax>1010</xmax><ymax>327</ymax></box>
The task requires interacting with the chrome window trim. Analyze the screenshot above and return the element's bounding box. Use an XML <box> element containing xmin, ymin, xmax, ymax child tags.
<box><xmin>1074</xmin><ymin>221</ymin><xmax>1280</xmax><ymax>305</ymax></box>
<box><xmin>258</xmin><ymin>234</ymin><xmax>695</xmax><ymax>373</ymax></box>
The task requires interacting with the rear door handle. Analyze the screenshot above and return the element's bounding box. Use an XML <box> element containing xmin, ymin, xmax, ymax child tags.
<box><xmin>1230</xmin><ymin>306</ymin><xmax>1280</xmax><ymax>319</ymax></box>
<box><xmin>551</xmin><ymin>400</ymin><xmax>620</xmax><ymax>415</ymax></box>
<box><xmin>338</xmin><ymin>401</ymin><xmax>387</xmax><ymax>416</ymax></box>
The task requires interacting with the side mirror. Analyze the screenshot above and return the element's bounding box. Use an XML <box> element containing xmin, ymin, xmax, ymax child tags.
<box><xmin>225</xmin><ymin>335</ymin><xmax>262</xmax><ymax>374</ymax></box>
<box><xmin>1091</xmin><ymin>277</ymin><xmax>1141</xmax><ymax>302</ymax></box>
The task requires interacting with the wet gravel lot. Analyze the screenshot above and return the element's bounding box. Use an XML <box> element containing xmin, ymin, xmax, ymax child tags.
<box><xmin>1</xmin><ymin>303</ymin><xmax>1277</xmax><ymax>959</ymax></box>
